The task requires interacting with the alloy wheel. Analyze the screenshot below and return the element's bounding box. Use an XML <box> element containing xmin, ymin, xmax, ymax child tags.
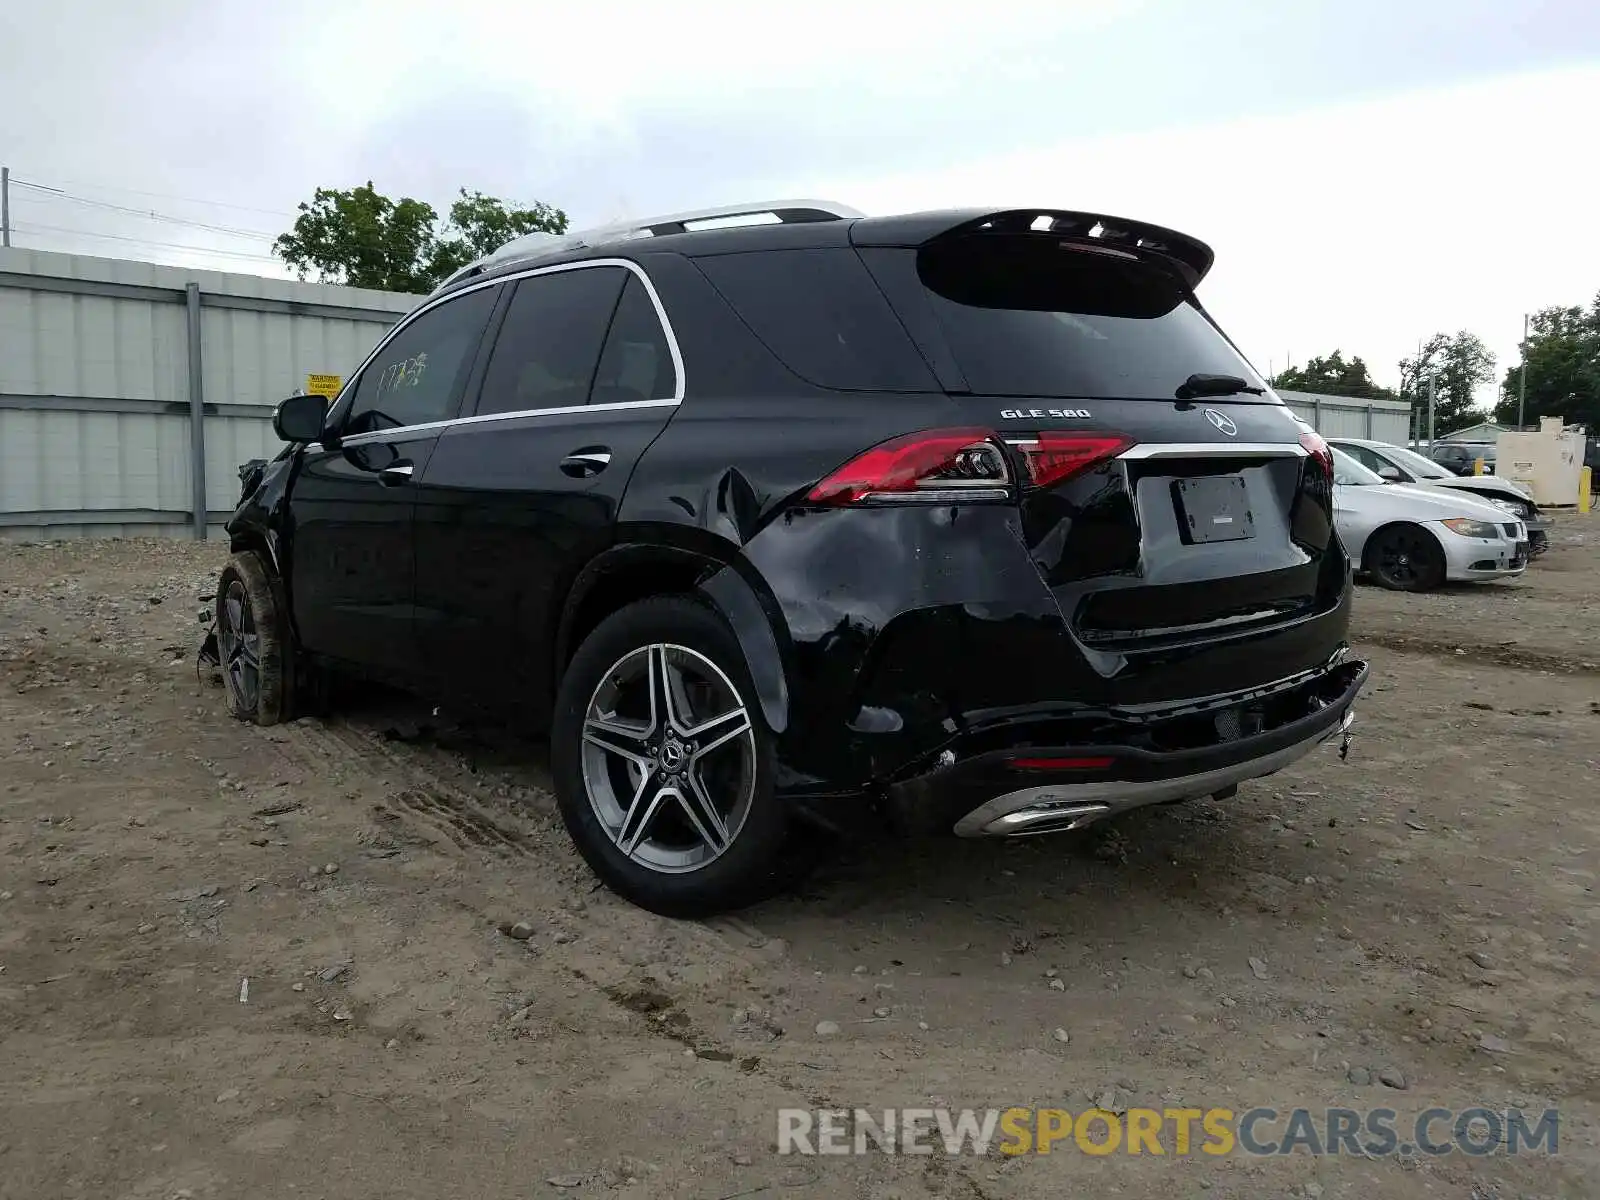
<box><xmin>217</xmin><ymin>580</ymin><xmax>262</xmax><ymax>713</ymax></box>
<box><xmin>1375</xmin><ymin>528</ymin><xmax>1433</xmax><ymax>588</ymax></box>
<box><xmin>579</xmin><ymin>643</ymin><xmax>756</xmax><ymax>873</ymax></box>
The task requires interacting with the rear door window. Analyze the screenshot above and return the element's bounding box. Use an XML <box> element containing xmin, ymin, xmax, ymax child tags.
<box><xmin>475</xmin><ymin>266</ymin><xmax>627</xmax><ymax>415</ymax></box>
<box><xmin>911</xmin><ymin>234</ymin><xmax>1266</xmax><ymax>400</ymax></box>
<box><xmin>694</xmin><ymin>249</ymin><xmax>937</xmax><ymax>392</ymax></box>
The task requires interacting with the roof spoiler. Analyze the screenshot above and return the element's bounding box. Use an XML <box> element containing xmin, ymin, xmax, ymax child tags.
<box><xmin>849</xmin><ymin>208</ymin><xmax>1216</xmax><ymax>288</ymax></box>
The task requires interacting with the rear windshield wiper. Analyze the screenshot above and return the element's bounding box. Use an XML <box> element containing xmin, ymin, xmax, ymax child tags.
<box><xmin>1176</xmin><ymin>373</ymin><xmax>1265</xmax><ymax>401</ymax></box>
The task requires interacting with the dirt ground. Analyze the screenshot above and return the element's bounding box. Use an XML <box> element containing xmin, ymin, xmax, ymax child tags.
<box><xmin>2</xmin><ymin>515</ymin><xmax>1597</xmax><ymax>1200</ymax></box>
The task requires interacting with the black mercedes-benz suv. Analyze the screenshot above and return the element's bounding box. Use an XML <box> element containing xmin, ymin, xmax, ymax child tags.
<box><xmin>220</xmin><ymin>200</ymin><xmax>1367</xmax><ymax>916</ymax></box>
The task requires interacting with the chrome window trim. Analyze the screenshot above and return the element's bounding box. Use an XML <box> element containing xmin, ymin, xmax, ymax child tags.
<box><xmin>337</xmin><ymin>397</ymin><xmax>681</xmax><ymax>447</ymax></box>
<box><xmin>322</xmin><ymin>256</ymin><xmax>685</xmax><ymax>437</ymax></box>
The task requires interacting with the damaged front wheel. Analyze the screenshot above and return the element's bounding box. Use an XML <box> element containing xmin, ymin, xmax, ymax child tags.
<box><xmin>215</xmin><ymin>551</ymin><xmax>290</xmax><ymax>726</ymax></box>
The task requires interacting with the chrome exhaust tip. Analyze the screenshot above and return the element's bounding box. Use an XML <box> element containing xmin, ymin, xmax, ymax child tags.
<box><xmin>976</xmin><ymin>802</ymin><xmax>1112</xmax><ymax>838</ymax></box>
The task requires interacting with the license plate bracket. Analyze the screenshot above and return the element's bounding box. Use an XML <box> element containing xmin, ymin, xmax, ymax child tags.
<box><xmin>1175</xmin><ymin>475</ymin><xmax>1255</xmax><ymax>544</ymax></box>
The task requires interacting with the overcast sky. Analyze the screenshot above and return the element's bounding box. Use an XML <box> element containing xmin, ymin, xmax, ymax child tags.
<box><xmin>3</xmin><ymin>0</ymin><xmax>1598</xmax><ymax>404</ymax></box>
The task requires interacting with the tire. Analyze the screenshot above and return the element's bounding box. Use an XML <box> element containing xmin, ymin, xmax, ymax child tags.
<box><xmin>1365</xmin><ymin>524</ymin><xmax>1446</xmax><ymax>592</ymax></box>
<box><xmin>551</xmin><ymin>596</ymin><xmax>799</xmax><ymax>917</ymax></box>
<box><xmin>215</xmin><ymin>551</ymin><xmax>291</xmax><ymax>726</ymax></box>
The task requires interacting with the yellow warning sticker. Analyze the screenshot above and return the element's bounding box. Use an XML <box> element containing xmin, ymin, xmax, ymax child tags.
<box><xmin>305</xmin><ymin>373</ymin><xmax>343</xmax><ymax>399</ymax></box>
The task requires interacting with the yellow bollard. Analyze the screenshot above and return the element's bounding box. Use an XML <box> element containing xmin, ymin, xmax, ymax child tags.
<box><xmin>1581</xmin><ymin>467</ymin><xmax>1592</xmax><ymax>514</ymax></box>
<box><xmin>1473</xmin><ymin>457</ymin><xmax>1485</xmax><ymax>475</ymax></box>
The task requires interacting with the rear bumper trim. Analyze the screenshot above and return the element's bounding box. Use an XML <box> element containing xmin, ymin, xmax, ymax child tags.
<box><xmin>955</xmin><ymin>706</ymin><xmax>1354</xmax><ymax>837</ymax></box>
<box><xmin>871</xmin><ymin>658</ymin><xmax>1367</xmax><ymax>837</ymax></box>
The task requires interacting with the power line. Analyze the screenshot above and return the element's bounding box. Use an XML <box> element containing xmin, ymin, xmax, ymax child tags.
<box><xmin>16</xmin><ymin>174</ymin><xmax>296</xmax><ymax>220</ymax></box>
<box><xmin>11</xmin><ymin>178</ymin><xmax>277</xmax><ymax>241</ymax></box>
<box><xmin>12</xmin><ymin>221</ymin><xmax>282</xmax><ymax>262</ymax></box>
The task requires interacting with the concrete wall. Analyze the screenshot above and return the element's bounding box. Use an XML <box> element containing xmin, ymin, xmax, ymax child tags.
<box><xmin>0</xmin><ymin>248</ymin><xmax>418</xmax><ymax>540</ymax></box>
<box><xmin>1276</xmin><ymin>390</ymin><xmax>1412</xmax><ymax>445</ymax></box>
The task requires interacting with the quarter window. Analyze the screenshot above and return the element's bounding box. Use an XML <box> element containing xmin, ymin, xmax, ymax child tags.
<box><xmin>591</xmin><ymin>275</ymin><xmax>677</xmax><ymax>404</ymax></box>
<box><xmin>697</xmin><ymin>248</ymin><xmax>936</xmax><ymax>392</ymax></box>
<box><xmin>476</xmin><ymin>267</ymin><xmax>627</xmax><ymax>415</ymax></box>
<box><xmin>344</xmin><ymin>288</ymin><xmax>496</xmax><ymax>435</ymax></box>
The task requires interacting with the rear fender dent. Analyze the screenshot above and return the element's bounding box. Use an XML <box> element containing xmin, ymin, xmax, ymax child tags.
<box><xmin>698</xmin><ymin>565</ymin><xmax>789</xmax><ymax>734</ymax></box>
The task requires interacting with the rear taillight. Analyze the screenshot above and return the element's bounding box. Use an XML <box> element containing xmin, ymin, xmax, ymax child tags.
<box><xmin>1298</xmin><ymin>429</ymin><xmax>1334</xmax><ymax>479</ymax></box>
<box><xmin>807</xmin><ymin>428</ymin><xmax>1012</xmax><ymax>505</ymax></box>
<box><xmin>808</xmin><ymin>428</ymin><xmax>1137</xmax><ymax>506</ymax></box>
<box><xmin>1011</xmin><ymin>433</ymin><xmax>1134</xmax><ymax>489</ymax></box>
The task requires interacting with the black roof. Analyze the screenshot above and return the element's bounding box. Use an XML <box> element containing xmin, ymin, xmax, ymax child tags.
<box><xmin>432</xmin><ymin>206</ymin><xmax>1216</xmax><ymax>299</ymax></box>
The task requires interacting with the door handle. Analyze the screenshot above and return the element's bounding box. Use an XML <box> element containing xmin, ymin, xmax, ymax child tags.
<box><xmin>377</xmin><ymin>462</ymin><xmax>414</xmax><ymax>487</ymax></box>
<box><xmin>559</xmin><ymin>448</ymin><xmax>612</xmax><ymax>479</ymax></box>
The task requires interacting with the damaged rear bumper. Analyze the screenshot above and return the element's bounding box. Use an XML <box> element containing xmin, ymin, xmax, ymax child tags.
<box><xmin>882</xmin><ymin>657</ymin><xmax>1368</xmax><ymax>837</ymax></box>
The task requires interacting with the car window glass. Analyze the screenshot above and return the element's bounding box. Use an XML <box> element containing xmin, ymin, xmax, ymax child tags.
<box><xmin>1342</xmin><ymin>444</ymin><xmax>1388</xmax><ymax>473</ymax></box>
<box><xmin>696</xmin><ymin>249</ymin><xmax>938</xmax><ymax>392</ymax></box>
<box><xmin>476</xmin><ymin>267</ymin><xmax>627</xmax><ymax>415</ymax></box>
<box><xmin>911</xmin><ymin>234</ymin><xmax>1264</xmax><ymax>400</ymax></box>
<box><xmin>1332</xmin><ymin>448</ymin><xmax>1382</xmax><ymax>486</ymax></box>
<box><xmin>344</xmin><ymin>289</ymin><xmax>496</xmax><ymax>435</ymax></box>
<box><xmin>590</xmin><ymin>275</ymin><xmax>676</xmax><ymax>405</ymax></box>
<box><xmin>1382</xmin><ymin>445</ymin><xmax>1451</xmax><ymax>478</ymax></box>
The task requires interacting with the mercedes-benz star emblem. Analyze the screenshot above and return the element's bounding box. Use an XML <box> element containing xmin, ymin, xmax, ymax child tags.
<box><xmin>1204</xmin><ymin>408</ymin><xmax>1238</xmax><ymax>436</ymax></box>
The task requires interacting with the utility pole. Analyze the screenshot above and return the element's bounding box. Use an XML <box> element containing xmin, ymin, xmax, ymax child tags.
<box><xmin>1427</xmin><ymin>373</ymin><xmax>1436</xmax><ymax>450</ymax></box>
<box><xmin>1517</xmin><ymin>311</ymin><xmax>1528</xmax><ymax>430</ymax></box>
<box><xmin>2</xmin><ymin>166</ymin><xmax>10</xmax><ymax>249</ymax></box>
<box><xmin>1410</xmin><ymin>336</ymin><xmax>1424</xmax><ymax>446</ymax></box>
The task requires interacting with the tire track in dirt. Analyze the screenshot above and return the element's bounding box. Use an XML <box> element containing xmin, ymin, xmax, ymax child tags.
<box><xmin>1357</xmin><ymin>632</ymin><xmax>1597</xmax><ymax>674</ymax></box>
<box><xmin>265</xmin><ymin>711</ymin><xmax>785</xmax><ymax>995</ymax></box>
<box><xmin>267</xmin><ymin>716</ymin><xmax>547</xmax><ymax>861</ymax></box>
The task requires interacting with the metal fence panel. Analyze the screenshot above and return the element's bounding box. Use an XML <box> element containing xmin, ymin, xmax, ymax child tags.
<box><xmin>205</xmin><ymin>416</ymin><xmax>283</xmax><ymax>513</ymax></box>
<box><xmin>0</xmin><ymin>279</ymin><xmax>188</xmax><ymax>403</ymax></box>
<box><xmin>199</xmin><ymin>302</ymin><xmax>394</xmax><ymax>410</ymax></box>
<box><xmin>0</xmin><ymin>408</ymin><xmax>187</xmax><ymax>513</ymax></box>
<box><xmin>1278</xmin><ymin>390</ymin><xmax>1412</xmax><ymax>446</ymax></box>
<box><xmin>0</xmin><ymin>246</ymin><xmax>417</xmax><ymax>540</ymax></box>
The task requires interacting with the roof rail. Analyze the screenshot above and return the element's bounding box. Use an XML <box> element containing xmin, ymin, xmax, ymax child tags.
<box><xmin>437</xmin><ymin>198</ymin><xmax>862</xmax><ymax>292</ymax></box>
<box><xmin>569</xmin><ymin>198</ymin><xmax>863</xmax><ymax>243</ymax></box>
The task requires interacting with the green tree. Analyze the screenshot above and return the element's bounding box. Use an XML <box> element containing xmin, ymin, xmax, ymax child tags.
<box><xmin>1271</xmin><ymin>350</ymin><xmax>1397</xmax><ymax>400</ymax></box>
<box><xmin>425</xmin><ymin>189</ymin><xmax>570</xmax><ymax>286</ymax></box>
<box><xmin>1494</xmin><ymin>295</ymin><xmax>1600</xmax><ymax>431</ymax></box>
<box><xmin>1397</xmin><ymin>331</ymin><xmax>1496</xmax><ymax>437</ymax></box>
<box><xmin>274</xmin><ymin>183</ymin><xmax>569</xmax><ymax>294</ymax></box>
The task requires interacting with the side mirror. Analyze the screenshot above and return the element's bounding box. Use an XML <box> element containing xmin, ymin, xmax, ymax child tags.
<box><xmin>273</xmin><ymin>394</ymin><xmax>329</xmax><ymax>444</ymax></box>
<box><xmin>1377</xmin><ymin>465</ymin><xmax>1402</xmax><ymax>481</ymax></box>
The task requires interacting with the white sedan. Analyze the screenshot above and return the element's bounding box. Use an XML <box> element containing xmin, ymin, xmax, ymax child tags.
<box><xmin>1331</xmin><ymin>449</ymin><xmax>1528</xmax><ymax>591</ymax></box>
<box><xmin>1328</xmin><ymin>437</ymin><xmax>1548</xmax><ymax>556</ymax></box>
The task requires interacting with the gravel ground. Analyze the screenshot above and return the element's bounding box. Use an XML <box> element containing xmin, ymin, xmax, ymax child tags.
<box><xmin>1</xmin><ymin>514</ymin><xmax>1597</xmax><ymax>1199</ymax></box>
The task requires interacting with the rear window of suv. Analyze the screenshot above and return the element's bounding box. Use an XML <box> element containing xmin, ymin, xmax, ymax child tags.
<box><xmin>913</xmin><ymin>233</ymin><xmax>1266</xmax><ymax>400</ymax></box>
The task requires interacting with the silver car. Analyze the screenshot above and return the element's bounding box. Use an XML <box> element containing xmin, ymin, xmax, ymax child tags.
<box><xmin>1332</xmin><ymin>449</ymin><xmax>1528</xmax><ymax>591</ymax></box>
<box><xmin>1328</xmin><ymin>437</ymin><xmax>1548</xmax><ymax>556</ymax></box>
